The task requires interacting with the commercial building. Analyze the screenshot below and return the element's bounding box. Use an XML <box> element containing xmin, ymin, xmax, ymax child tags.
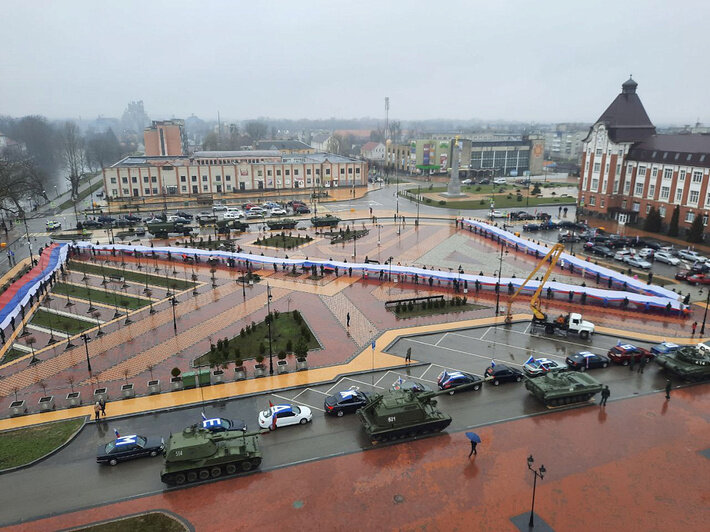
<box><xmin>360</xmin><ymin>142</ymin><xmax>385</xmax><ymax>162</ymax></box>
<box><xmin>143</xmin><ymin>120</ymin><xmax>187</xmax><ymax>157</ymax></box>
<box><xmin>103</xmin><ymin>150</ymin><xmax>367</xmax><ymax>200</ymax></box>
<box><xmin>578</xmin><ymin>78</ymin><xmax>710</xmax><ymax>233</ymax></box>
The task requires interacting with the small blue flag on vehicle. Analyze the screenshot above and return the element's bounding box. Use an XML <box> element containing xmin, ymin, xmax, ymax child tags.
<box><xmin>491</xmin><ymin>359</ymin><xmax>496</xmax><ymax>367</ymax></box>
<box><xmin>525</xmin><ymin>355</ymin><xmax>535</xmax><ymax>365</ymax></box>
<box><xmin>372</xmin><ymin>340</ymin><xmax>376</xmax><ymax>350</ymax></box>
<box><xmin>114</xmin><ymin>428</ymin><xmax>120</xmax><ymax>438</ymax></box>
<box><xmin>201</xmin><ymin>412</ymin><xmax>207</xmax><ymax>420</ymax></box>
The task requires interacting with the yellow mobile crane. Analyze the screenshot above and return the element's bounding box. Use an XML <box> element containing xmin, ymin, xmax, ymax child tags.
<box><xmin>504</xmin><ymin>243</ymin><xmax>595</xmax><ymax>339</ymax></box>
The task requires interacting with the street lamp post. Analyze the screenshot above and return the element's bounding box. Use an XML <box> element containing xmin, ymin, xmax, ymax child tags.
<box><xmin>81</xmin><ymin>333</ymin><xmax>92</xmax><ymax>375</ymax></box>
<box><xmin>266</xmin><ymin>283</ymin><xmax>274</xmax><ymax>375</ymax></box>
<box><xmin>416</xmin><ymin>185</ymin><xmax>420</xmax><ymax>226</ymax></box>
<box><xmin>701</xmin><ymin>288</ymin><xmax>710</xmax><ymax>335</ymax></box>
<box><xmin>171</xmin><ymin>296</ymin><xmax>177</xmax><ymax>333</ymax></box>
<box><xmin>378</xmin><ymin>224</ymin><xmax>382</xmax><ymax>246</ymax></box>
<box><xmin>22</xmin><ymin>214</ymin><xmax>35</xmax><ymax>265</ymax></box>
<box><xmin>527</xmin><ymin>455</ymin><xmax>546</xmax><ymax>528</ymax></box>
<box><xmin>495</xmin><ymin>239</ymin><xmax>505</xmax><ymax>315</ymax></box>
<box><xmin>352</xmin><ymin>226</ymin><xmax>357</xmax><ymax>259</ymax></box>
<box><xmin>388</xmin><ymin>256</ymin><xmax>394</xmax><ymax>282</ymax></box>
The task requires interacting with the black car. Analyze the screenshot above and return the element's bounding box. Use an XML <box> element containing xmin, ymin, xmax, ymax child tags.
<box><xmin>294</xmin><ymin>205</ymin><xmax>311</xmax><ymax>214</ymax></box>
<box><xmin>200</xmin><ymin>417</ymin><xmax>247</xmax><ymax>432</ymax></box>
<box><xmin>393</xmin><ymin>380</ymin><xmax>433</xmax><ymax>393</ymax></box>
<box><xmin>558</xmin><ymin>233</ymin><xmax>580</xmax><ymax>243</ymax></box>
<box><xmin>324</xmin><ymin>389</ymin><xmax>371</xmax><ymax>416</ymax></box>
<box><xmin>484</xmin><ymin>364</ymin><xmax>523</xmax><ymax>385</ymax></box>
<box><xmin>565</xmin><ymin>351</ymin><xmax>610</xmax><ymax>371</ymax></box>
<box><xmin>96</xmin><ymin>434</ymin><xmax>164</xmax><ymax>466</ymax></box>
<box><xmin>437</xmin><ymin>370</ymin><xmax>483</xmax><ymax>395</ymax></box>
<box><xmin>80</xmin><ymin>219</ymin><xmax>103</xmax><ymax>229</ymax></box>
<box><xmin>523</xmin><ymin>223</ymin><xmax>540</xmax><ymax>232</ymax></box>
<box><xmin>124</xmin><ymin>214</ymin><xmax>142</xmax><ymax>222</ymax></box>
<box><xmin>97</xmin><ymin>215</ymin><xmax>115</xmax><ymax>224</ymax></box>
<box><xmin>175</xmin><ymin>211</ymin><xmax>194</xmax><ymax>220</ymax></box>
<box><xmin>590</xmin><ymin>245</ymin><xmax>614</xmax><ymax>258</ymax></box>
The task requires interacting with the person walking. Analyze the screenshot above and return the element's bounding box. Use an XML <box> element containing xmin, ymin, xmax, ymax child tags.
<box><xmin>600</xmin><ymin>385</ymin><xmax>610</xmax><ymax>407</ymax></box>
<box><xmin>405</xmin><ymin>347</ymin><xmax>411</xmax><ymax>365</ymax></box>
<box><xmin>468</xmin><ymin>440</ymin><xmax>478</xmax><ymax>458</ymax></box>
<box><xmin>639</xmin><ymin>355</ymin><xmax>647</xmax><ymax>374</ymax></box>
<box><xmin>692</xmin><ymin>322</ymin><xmax>698</xmax><ymax>335</ymax></box>
<box><xmin>99</xmin><ymin>398</ymin><xmax>107</xmax><ymax>417</ymax></box>
<box><xmin>94</xmin><ymin>402</ymin><xmax>101</xmax><ymax>421</ymax></box>
<box><xmin>346</xmin><ymin>312</ymin><xmax>350</xmax><ymax>328</ymax></box>
<box><xmin>665</xmin><ymin>379</ymin><xmax>672</xmax><ymax>400</ymax></box>
<box><xmin>558</xmin><ymin>206</ymin><xmax>562</xmax><ymax>218</ymax></box>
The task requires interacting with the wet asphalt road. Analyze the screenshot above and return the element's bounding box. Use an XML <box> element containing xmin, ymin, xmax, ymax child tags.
<box><xmin>0</xmin><ymin>321</ymin><xmax>674</xmax><ymax>526</ymax></box>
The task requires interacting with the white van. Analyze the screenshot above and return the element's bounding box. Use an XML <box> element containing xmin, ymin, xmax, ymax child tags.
<box><xmin>493</xmin><ymin>178</ymin><xmax>507</xmax><ymax>185</ymax></box>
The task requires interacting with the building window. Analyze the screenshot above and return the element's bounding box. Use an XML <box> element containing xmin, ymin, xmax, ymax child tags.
<box><xmin>648</xmin><ymin>184</ymin><xmax>655</xmax><ymax>198</ymax></box>
<box><xmin>613</xmin><ymin>179</ymin><xmax>620</xmax><ymax>193</ymax></box>
<box><xmin>285</xmin><ymin>170</ymin><xmax>290</xmax><ymax>176</ymax></box>
<box><xmin>340</xmin><ymin>168</ymin><xmax>345</xmax><ymax>174</ymax></box>
<box><xmin>192</xmin><ymin>176</ymin><xmax>197</xmax><ymax>182</ymax></box>
<box><xmin>122</xmin><ymin>177</ymin><xmax>128</xmax><ymax>183</ymax></box>
<box><xmin>595</xmin><ymin>148</ymin><xmax>602</xmax><ymax>156</ymax></box>
<box><xmin>679</xmin><ymin>170</ymin><xmax>686</xmax><ymax>181</ymax></box>
<box><xmin>267</xmin><ymin>170</ymin><xmax>272</xmax><ymax>176</ymax></box>
<box><xmin>181</xmin><ymin>186</ymin><xmax>187</xmax><ymax>192</ymax></box>
<box><xmin>651</xmin><ymin>168</ymin><xmax>658</xmax><ymax>178</ymax></box>
<box><xmin>676</xmin><ymin>188</ymin><xmax>683</xmax><ymax>202</ymax></box>
<box><xmin>605</xmin><ymin>162</ymin><xmax>610</xmax><ymax>173</ymax></box>
<box><xmin>704</xmin><ymin>214</ymin><xmax>709</xmax><ymax>226</ymax></box>
<box><xmin>307</xmin><ymin>169</ymin><xmax>311</xmax><ymax>175</ymax></box>
<box><xmin>226</xmin><ymin>175</ymin><xmax>231</xmax><ymax>181</ymax></box>
<box><xmin>110</xmin><ymin>177</ymin><xmax>116</xmax><ymax>184</ymax></box>
<box><xmin>143</xmin><ymin>176</ymin><xmax>149</xmax><ymax>183</ymax></box>
<box><xmin>112</xmin><ymin>189</ymin><xmax>118</xmax><ymax>196</ymax></box>
<box><xmin>593</xmin><ymin>162</ymin><xmax>601</xmax><ymax>172</ymax></box>
<box><xmin>645</xmin><ymin>204</ymin><xmax>651</xmax><ymax>214</ymax></box>
<box><xmin>659</xmin><ymin>206</ymin><xmax>666</xmax><ymax>217</ymax></box>
<box><xmin>202</xmin><ymin>175</ymin><xmax>208</xmax><ymax>182</ymax></box>
<box><xmin>689</xmin><ymin>190</ymin><xmax>700</xmax><ymax>204</ymax></box>
<box><xmin>582</xmin><ymin>177</ymin><xmax>588</xmax><ymax>189</ymax></box>
<box><xmin>663</xmin><ymin>168</ymin><xmax>673</xmax><ymax>179</ymax></box>
<box><xmin>131</xmin><ymin>176</ymin><xmax>137</xmax><ymax>183</ymax></box>
<box><xmin>618</xmin><ymin>149</ymin><xmax>624</xmax><ymax>156</ymax></box>
<box><xmin>202</xmin><ymin>185</ymin><xmax>208</xmax><ymax>191</ymax></box>
<box><xmin>624</xmin><ymin>180</ymin><xmax>631</xmax><ymax>194</ymax></box>
<box><xmin>692</xmin><ymin>170</ymin><xmax>703</xmax><ymax>183</ymax></box>
<box><xmin>122</xmin><ymin>188</ymin><xmax>129</xmax><ymax>195</ymax></box>
<box><xmin>356</xmin><ymin>167</ymin><xmax>360</xmax><ymax>173</ymax></box>
<box><xmin>277</xmin><ymin>170</ymin><xmax>281</xmax><ymax>176</ymax></box>
<box><xmin>660</xmin><ymin>186</ymin><xmax>670</xmax><ymax>200</ymax></box>
<box><xmin>600</xmin><ymin>198</ymin><xmax>605</xmax><ymax>208</ymax></box>
<box><xmin>589</xmin><ymin>196</ymin><xmax>596</xmax><ymax>206</ymax></box>
<box><xmin>634</xmin><ymin>183</ymin><xmax>643</xmax><ymax>196</ymax></box>
<box><xmin>294</xmin><ymin>169</ymin><xmax>299</xmax><ymax>176</ymax></box>
<box><xmin>632</xmin><ymin>202</ymin><xmax>640</xmax><ymax>212</ymax></box>
<box><xmin>180</xmin><ymin>175</ymin><xmax>186</xmax><ymax>182</ymax></box>
<box><xmin>215</xmin><ymin>175</ymin><xmax>221</xmax><ymax>181</ymax></box>
<box><xmin>622</xmin><ymin>200</ymin><xmax>627</xmax><ymax>209</ymax></box>
<box><xmin>144</xmin><ymin>188</ymin><xmax>150</xmax><ymax>195</ymax></box>
<box><xmin>639</xmin><ymin>166</ymin><xmax>646</xmax><ymax>177</ymax></box>
<box><xmin>686</xmin><ymin>211</ymin><xmax>695</xmax><ymax>223</ymax></box>
<box><xmin>626</xmin><ymin>166</ymin><xmax>633</xmax><ymax>177</ymax></box>
<box><xmin>616</xmin><ymin>163</ymin><xmax>621</xmax><ymax>176</ymax></box>
<box><xmin>591</xmin><ymin>178</ymin><xmax>599</xmax><ymax>190</ymax></box>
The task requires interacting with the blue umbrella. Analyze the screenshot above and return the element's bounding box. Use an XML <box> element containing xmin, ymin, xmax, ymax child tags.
<box><xmin>465</xmin><ymin>432</ymin><xmax>481</xmax><ymax>443</ymax></box>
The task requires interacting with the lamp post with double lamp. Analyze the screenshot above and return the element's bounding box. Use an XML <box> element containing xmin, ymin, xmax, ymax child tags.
<box><xmin>526</xmin><ymin>455</ymin><xmax>546</xmax><ymax>528</ymax></box>
<box><xmin>266</xmin><ymin>283</ymin><xmax>274</xmax><ymax>375</ymax></box>
<box><xmin>701</xmin><ymin>287</ymin><xmax>710</xmax><ymax>335</ymax></box>
<box><xmin>81</xmin><ymin>333</ymin><xmax>92</xmax><ymax>375</ymax></box>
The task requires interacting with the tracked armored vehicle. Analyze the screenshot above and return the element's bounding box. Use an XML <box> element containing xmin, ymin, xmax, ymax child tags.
<box><xmin>146</xmin><ymin>221</ymin><xmax>193</xmax><ymax>238</ymax></box>
<box><xmin>310</xmin><ymin>215</ymin><xmax>341</xmax><ymax>228</ymax></box>
<box><xmin>356</xmin><ymin>387</ymin><xmax>454</xmax><ymax>443</ymax></box>
<box><xmin>655</xmin><ymin>346</ymin><xmax>710</xmax><ymax>381</ymax></box>
<box><xmin>524</xmin><ymin>371</ymin><xmax>603</xmax><ymax>407</ymax></box>
<box><xmin>267</xmin><ymin>218</ymin><xmax>299</xmax><ymax>230</ymax></box>
<box><xmin>160</xmin><ymin>425</ymin><xmax>262</xmax><ymax>485</ymax></box>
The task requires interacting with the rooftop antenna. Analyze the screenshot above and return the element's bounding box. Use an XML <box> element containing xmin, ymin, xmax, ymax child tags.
<box><xmin>384</xmin><ymin>97</ymin><xmax>390</xmax><ymax>141</ymax></box>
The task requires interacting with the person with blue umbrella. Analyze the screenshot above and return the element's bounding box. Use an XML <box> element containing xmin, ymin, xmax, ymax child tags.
<box><xmin>466</xmin><ymin>432</ymin><xmax>481</xmax><ymax>457</ymax></box>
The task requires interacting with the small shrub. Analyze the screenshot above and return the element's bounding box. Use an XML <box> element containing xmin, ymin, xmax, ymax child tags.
<box><xmin>506</xmin><ymin>194</ymin><xmax>513</xmax><ymax>200</ymax></box>
<box><xmin>479</xmin><ymin>199</ymin><xmax>485</xmax><ymax>205</ymax></box>
<box><xmin>517</xmin><ymin>194</ymin><xmax>523</xmax><ymax>202</ymax></box>
<box><xmin>171</xmin><ymin>367</ymin><xmax>181</xmax><ymax>378</ymax></box>
<box><xmin>395</xmin><ymin>302</ymin><xmax>402</xmax><ymax>313</ymax></box>
<box><xmin>407</xmin><ymin>301</ymin><xmax>414</xmax><ymax>312</ymax></box>
<box><xmin>240</xmin><ymin>327</ymin><xmax>246</xmax><ymax>337</ymax></box>
<box><xmin>255</xmin><ymin>354</ymin><xmax>265</xmax><ymax>364</ymax></box>
<box><xmin>278</xmin><ymin>350</ymin><xmax>287</xmax><ymax>360</ymax></box>
<box><xmin>259</xmin><ymin>343</ymin><xmax>266</xmax><ymax>355</ymax></box>
<box><xmin>475</xmin><ymin>186</ymin><xmax>481</xmax><ymax>191</ymax></box>
<box><xmin>438</xmin><ymin>200</ymin><xmax>446</xmax><ymax>206</ymax></box>
<box><xmin>273</xmin><ymin>310</ymin><xmax>280</xmax><ymax>320</ymax></box>
<box><xmin>425</xmin><ymin>198</ymin><xmax>432</xmax><ymax>204</ymax></box>
<box><xmin>462</xmin><ymin>297</ymin><xmax>467</xmax><ymax>305</ymax></box>
<box><xmin>293</xmin><ymin>310</ymin><xmax>302</xmax><ymax>323</ymax></box>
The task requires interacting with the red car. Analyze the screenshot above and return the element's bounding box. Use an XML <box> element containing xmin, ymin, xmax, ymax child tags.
<box><xmin>686</xmin><ymin>274</ymin><xmax>710</xmax><ymax>285</ymax></box>
<box><xmin>607</xmin><ymin>343</ymin><xmax>653</xmax><ymax>365</ymax></box>
<box><xmin>675</xmin><ymin>270</ymin><xmax>691</xmax><ymax>281</ymax></box>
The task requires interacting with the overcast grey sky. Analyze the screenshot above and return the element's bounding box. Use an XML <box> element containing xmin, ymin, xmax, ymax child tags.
<box><xmin>1</xmin><ymin>0</ymin><xmax>708</xmax><ymax>124</ymax></box>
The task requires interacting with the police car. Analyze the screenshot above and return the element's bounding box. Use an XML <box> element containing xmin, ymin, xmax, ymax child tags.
<box><xmin>564</xmin><ymin>351</ymin><xmax>610</xmax><ymax>371</ymax></box>
<box><xmin>96</xmin><ymin>434</ymin><xmax>164</xmax><ymax>466</ymax></box>
<box><xmin>522</xmin><ymin>357</ymin><xmax>568</xmax><ymax>377</ymax></box>
<box><xmin>436</xmin><ymin>370</ymin><xmax>483</xmax><ymax>395</ymax></box>
<box><xmin>324</xmin><ymin>388</ymin><xmax>371</xmax><ymax>417</ymax></box>
<box><xmin>46</xmin><ymin>220</ymin><xmax>61</xmax><ymax>231</ymax></box>
<box><xmin>258</xmin><ymin>404</ymin><xmax>313</xmax><ymax>430</ymax></box>
<box><xmin>650</xmin><ymin>342</ymin><xmax>681</xmax><ymax>355</ymax></box>
<box><xmin>606</xmin><ymin>343</ymin><xmax>653</xmax><ymax>365</ymax></box>
<box><xmin>201</xmin><ymin>417</ymin><xmax>247</xmax><ymax>432</ymax></box>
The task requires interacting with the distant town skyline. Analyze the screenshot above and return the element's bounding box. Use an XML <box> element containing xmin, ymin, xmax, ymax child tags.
<box><xmin>1</xmin><ymin>0</ymin><xmax>708</xmax><ymax>125</ymax></box>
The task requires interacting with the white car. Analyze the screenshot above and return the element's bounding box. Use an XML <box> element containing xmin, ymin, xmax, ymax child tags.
<box><xmin>677</xmin><ymin>249</ymin><xmax>705</xmax><ymax>262</ymax></box>
<box><xmin>614</xmin><ymin>250</ymin><xmax>633</xmax><ymax>262</ymax></box>
<box><xmin>245</xmin><ymin>211</ymin><xmax>264</xmax><ymax>219</ymax></box>
<box><xmin>223</xmin><ymin>211</ymin><xmax>243</xmax><ymax>220</ymax></box>
<box><xmin>637</xmin><ymin>248</ymin><xmax>654</xmax><ymax>259</ymax></box>
<box><xmin>258</xmin><ymin>404</ymin><xmax>312</xmax><ymax>430</ymax></box>
<box><xmin>270</xmin><ymin>208</ymin><xmax>287</xmax><ymax>216</ymax></box>
<box><xmin>248</xmin><ymin>207</ymin><xmax>266</xmax><ymax>214</ymax></box>
<box><xmin>461</xmin><ymin>179</ymin><xmax>472</xmax><ymax>185</ymax></box>
<box><xmin>46</xmin><ymin>220</ymin><xmax>62</xmax><ymax>230</ymax></box>
<box><xmin>654</xmin><ymin>251</ymin><xmax>680</xmax><ymax>265</ymax></box>
<box><xmin>212</xmin><ymin>203</ymin><xmax>227</xmax><ymax>212</ymax></box>
<box><xmin>488</xmin><ymin>210</ymin><xmax>506</xmax><ymax>219</ymax></box>
<box><xmin>493</xmin><ymin>178</ymin><xmax>507</xmax><ymax>185</ymax></box>
<box><xmin>625</xmin><ymin>256</ymin><xmax>652</xmax><ymax>269</ymax></box>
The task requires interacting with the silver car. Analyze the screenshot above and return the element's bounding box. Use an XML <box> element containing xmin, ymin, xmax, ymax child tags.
<box><xmin>625</xmin><ymin>256</ymin><xmax>652</xmax><ymax>269</ymax></box>
<box><xmin>654</xmin><ymin>251</ymin><xmax>680</xmax><ymax>265</ymax></box>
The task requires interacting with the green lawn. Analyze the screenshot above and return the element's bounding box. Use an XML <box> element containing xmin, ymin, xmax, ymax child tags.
<box><xmin>389</xmin><ymin>298</ymin><xmax>486</xmax><ymax>318</ymax></box>
<box><xmin>194</xmin><ymin>311</ymin><xmax>319</xmax><ymax>366</ymax></box>
<box><xmin>69</xmin><ymin>512</ymin><xmax>187</xmax><ymax>532</ymax></box>
<box><xmin>31</xmin><ymin>309</ymin><xmax>97</xmax><ymax>335</ymax></box>
<box><xmin>410</xmin><ymin>194</ymin><xmax>575</xmax><ymax>210</ymax></box>
<box><xmin>68</xmin><ymin>261</ymin><xmax>195</xmax><ymax>290</ymax></box>
<box><xmin>58</xmin><ymin>180</ymin><xmax>104</xmax><ymax>211</ymax></box>
<box><xmin>1</xmin><ymin>348</ymin><xmax>28</xmax><ymax>364</ymax></box>
<box><xmin>52</xmin><ymin>283</ymin><xmax>151</xmax><ymax>309</ymax></box>
<box><xmin>0</xmin><ymin>418</ymin><xmax>84</xmax><ymax>470</ymax></box>
<box><xmin>254</xmin><ymin>234</ymin><xmax>313</xmax><ymax>249</ymax></box>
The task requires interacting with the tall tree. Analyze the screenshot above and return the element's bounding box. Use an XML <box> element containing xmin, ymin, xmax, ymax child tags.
<box><xmin>0</xmin><ymin>156</ymin><xmax>48</xmax><ymax>216</ymax></box>
<box><xmin>61</xmin><ymin>121</ymin><xmax>85</xmax><ymax>199</ymax></box>
<box><xmin>668</xmin><ymin>205</ymin><xmax>680</xmax><ymax>237</ymax></box>
<box><xmin>389</xmin><ymin>121</ymin><xmax>402</xmax><ymax>143</ymax></box>
<box><xmin>85</xmin><ymin>128</ymin><xmax>122</xmax><ymax>171</ymax></box>
<box><xmin>245</xmin><ymin>121</ymin><xmax>268</xmax><ymax>143</ymax></box>
<box><xmin>643</xmin><ymin>206</ymin><xmax>663</xmax><ymax>233</ymax></box>
<box><xmin>5</xmin><ymin>115</ymin><xmax>60</xmax><ymax>175</ymax></box>
<box><xmin>687</xmin><ymin>213</ymin><xmax>705</xmax><ymax>243</ymax></box>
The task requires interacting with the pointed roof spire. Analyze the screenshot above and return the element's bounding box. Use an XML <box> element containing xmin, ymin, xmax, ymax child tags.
<box><xmin>590</xmin><ymin>77</ymin><xmax>655</xmax><ymax>143</ymax></box>
<box><xmin>622</xmin><ymin>75</ymin><xmax>638</xmax><ymax>94</ymax></box>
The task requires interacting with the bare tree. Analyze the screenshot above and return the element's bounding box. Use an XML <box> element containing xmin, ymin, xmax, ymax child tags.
<box><xmin>326</xmin><ymin>134</ymin><xmax>345</xmax><ymax>155</ymax></box>
<box><xmin>245</xmin><ymin>121</ymin><xmax>268</xmax><ymax>143</ymax></box>
<box><xmin>85</xmin><ymin>128</ymin><xmax>122</xmax><ymax>171</ymax></box>
<box><xmin>389</xmin><ymin>121</ymin><xmax>402</xmax><ymax>144</ymax></box>
<box><xmin>61</xmin><ymin>121</ymin><xmax>85</xmax><ymax>199</ymax></box>
<box><xmin>0</xmin><ymin>156</ymin><xmax>49</xmax><ymax>216</ymax></box>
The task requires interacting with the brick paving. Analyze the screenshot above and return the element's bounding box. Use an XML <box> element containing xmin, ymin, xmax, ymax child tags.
<box><xmin>320</xmin><ymin>292</ymin><xmax>374</xmax><ymax>347</ymax></box>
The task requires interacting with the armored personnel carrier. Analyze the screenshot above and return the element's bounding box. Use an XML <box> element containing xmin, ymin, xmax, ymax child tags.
<box><xmin>655</xmin><ymin>346</ymin><xmax>710</xmax><ymax>381</ymax></box>
<box><xmin>160</xmin><ymin>425</ymin><xmax>262</xmax><ymax>485</ymax></box>
<box><xmin>146</xmin><ymin>221</ymin><xmax>193</xmax><ymax>238</ymax></box>
<box><xmin>267</xmin><ymin>218</ymin><xmax>299</xmax><ymax>230</ymax></box>
<box><xmin>310</xmin><ymin>215</ymin><xmax>341</xmax><ymax>228</ymax></box>
<box><xmin>215</xmin><ymin>219</ymin><xmax>249</xmax><ymax>234</ymax></box>
<box><xmin>356</xmin><ymin>387</ymin><xmax>453</xmax><ymax>443</ymax></box>
<box><xmin>524</xmin><ymin>371</ymin><xmax>603</xmax><ymax>407</ymax></box>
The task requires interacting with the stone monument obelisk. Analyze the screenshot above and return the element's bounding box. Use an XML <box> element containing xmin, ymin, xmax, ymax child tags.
<box><xmin>443</xmin><ymin>138</ymin><xmax>466</xmax><ymax>198</ymax></box>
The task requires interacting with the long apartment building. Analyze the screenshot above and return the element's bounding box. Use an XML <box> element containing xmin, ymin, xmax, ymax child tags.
<box><xmin>103</xmin><ymin>150</ymin><xmax>367</xmax><ymax>199</ymax></box>
<box><xmin>579</xmin><ymin>78</ymin><xmax>710</xmax><ymax>231</ymax></box>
